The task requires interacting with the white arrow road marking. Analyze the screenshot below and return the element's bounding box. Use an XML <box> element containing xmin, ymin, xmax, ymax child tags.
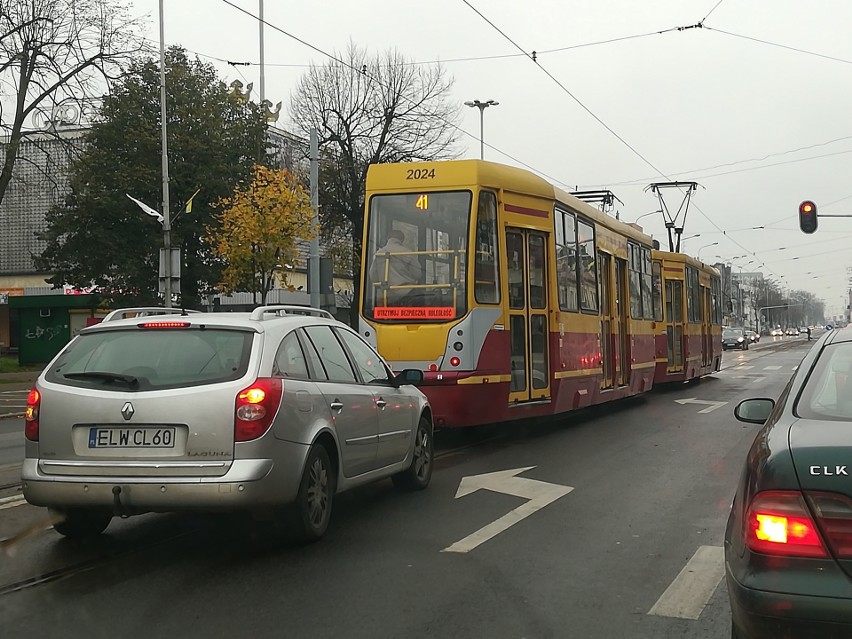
<box><xmin>648</xmin><ymin>545</ymin><xmax>725</xmax><ymax>619</ymax></box>
<box><xmin>442</xmin><ymin>467</ymin><xmax>573</xmax><ymax>554</ymax></box>
<box><xmin>0</xmin><ymin>495</ymin><xmax>27</xmax><ymax>511</ymax></box>
<box><xmin>674</xmin><ymin>398</ymin><xmax>729</xmax><ymax>413</ymax></box>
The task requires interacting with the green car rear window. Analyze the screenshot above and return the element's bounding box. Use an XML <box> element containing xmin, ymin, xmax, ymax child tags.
<box><xmin>45</xmin><ymin>327</ymin><xmax>254</xmax><ymax>391</ymax></box>
<box><xmin>796</xmin><ymin>342</ymin><xmax>852</xmax><ymax>421</ymax></box>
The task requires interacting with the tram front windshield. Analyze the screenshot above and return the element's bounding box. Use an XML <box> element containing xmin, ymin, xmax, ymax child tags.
<box><xmin>363</xmin><ymin>191</ymin><xmax>471</xmax><ymax>322</ymax></box>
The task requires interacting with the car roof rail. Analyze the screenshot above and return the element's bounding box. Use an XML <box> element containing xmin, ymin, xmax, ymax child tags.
<box><xmin>101</xmin><ymin>307</ymin><xmax>201</xmax><ymax>323</ymax></box>
<box><xmin>249</xmin><ymin>305</ymin><xmax>335</xmax><ymax>321</ymax></box>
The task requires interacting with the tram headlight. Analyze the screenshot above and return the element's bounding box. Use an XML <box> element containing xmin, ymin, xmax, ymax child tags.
<box><xmin>453</xmin><ymin>341</ymin><xmax>463</xmax><ymax>351</ymax></box>
<box><xmin>450</xmin><ymin>357</ymin><xmax>460</xmax><ymax>367</ymax></box>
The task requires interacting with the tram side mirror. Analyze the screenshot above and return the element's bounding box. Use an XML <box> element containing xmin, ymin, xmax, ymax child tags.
<box><xmin>734</xmin><ymin>398</ymin><xmax>775</xmax><ymax>424</ymax></box>
<box><xmin>394</xmin><ymin>369</ymin><xmax>424</xmax><ymax>386</ymax></box>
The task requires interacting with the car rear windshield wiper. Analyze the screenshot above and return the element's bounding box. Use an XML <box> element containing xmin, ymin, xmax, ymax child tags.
<box><xmin>63</xmin><ymin>371</ymin><xmax>140</xmax><ymax>386</ymax></box>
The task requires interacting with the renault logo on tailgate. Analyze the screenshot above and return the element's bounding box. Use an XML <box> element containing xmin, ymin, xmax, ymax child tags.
<box><xmin>121</xmin><ymin>402</ymin><xmax>135</xmax><ymax>421</ymax></box>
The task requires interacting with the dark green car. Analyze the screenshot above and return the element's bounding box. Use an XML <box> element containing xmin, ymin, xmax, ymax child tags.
<box><xmin>725</xmin><ymin>328</ymin><xmax>852</xmax><ymax>638</ymax></box>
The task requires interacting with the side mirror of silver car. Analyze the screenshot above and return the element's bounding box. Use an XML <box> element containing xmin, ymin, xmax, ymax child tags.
<box><xmin>394</xmin><ymin>369</ymin><xmax>424</xmax><ymax>386</ymax></box>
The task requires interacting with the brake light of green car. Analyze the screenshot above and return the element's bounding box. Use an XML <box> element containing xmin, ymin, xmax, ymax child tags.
<box><xmin>746</xmin><ymin>491</ymin><xmax>827</xmax><ymax>558</ymax></box>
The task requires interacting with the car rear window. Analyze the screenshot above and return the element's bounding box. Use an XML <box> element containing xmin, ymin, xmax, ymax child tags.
<box><xmin>796</xmin><ymin>342</ymin><xmax>852</xmax><ymax>421</ymax></box>
<box><xmin>44</xmin><ymin>327</ymin><xmax>253</xmax><ymax>391</ymax></box>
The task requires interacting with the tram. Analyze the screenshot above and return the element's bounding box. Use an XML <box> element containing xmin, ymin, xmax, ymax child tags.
<box><xmin>651</xmin><ymin>251</ymin><xmax>723</xmax><ymax>384</ymax></box>
<box><xmin>358</xmin><ymin>159</ymin><xmax>662</xmax><ymax>428</ymax></box>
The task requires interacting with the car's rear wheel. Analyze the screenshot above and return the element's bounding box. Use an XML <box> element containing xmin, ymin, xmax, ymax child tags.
<box><xmin>295</xmin><ymin>444</ymin><xmax>334</xmax><ymax>542</ymax></box>
<box><xmin>50</xmin><ymin>508</ymin><xmax>112</xmax><ymax>538</ymax></box>
<box><xmin>392</xmin><ymin>417</ymin><xmax>433</xmax><ymax>491</ymax></box>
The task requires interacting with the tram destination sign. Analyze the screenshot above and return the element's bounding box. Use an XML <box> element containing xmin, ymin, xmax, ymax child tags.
<box><xmin>374</xmin><ymin>306</ymin><xmax>455</xmax><ymax>320</ymax></box>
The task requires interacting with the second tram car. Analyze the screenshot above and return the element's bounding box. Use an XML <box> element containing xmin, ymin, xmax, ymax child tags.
<box><xmin>651</xmin><ymin>251</ymin><xmax>723</xmax><ymax>384</ymax></box>
<box><xmin>359</xmin><ymin>159</ymin><xmax>666</xmax><ymax>428</ymax></box>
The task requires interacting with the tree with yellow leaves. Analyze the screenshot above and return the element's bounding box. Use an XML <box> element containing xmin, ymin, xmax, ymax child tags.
<box><xmin>211</xmin><ymin>165</ymin><xmax>316</xmax><ymax>304</ymax></box>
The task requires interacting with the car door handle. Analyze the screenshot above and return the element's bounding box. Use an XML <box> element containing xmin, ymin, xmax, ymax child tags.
<box><xmin>329</xmin><ymin>401</ymin><xmax>344</xmax><ymax>411</ymax></box>
<box><xmin>375</xmin><ymin>398</ymin><xmax>387</xmax><ymax>409</ymax></box>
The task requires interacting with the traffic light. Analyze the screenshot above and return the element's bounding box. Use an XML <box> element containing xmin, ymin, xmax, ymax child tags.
<box><xmin>799</xmin><ymin>200</ymin><xmax>818</xmax><ymax>234</ymax></box>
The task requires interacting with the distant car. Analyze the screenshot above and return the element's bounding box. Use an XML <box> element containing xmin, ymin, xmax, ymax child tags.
<box><xmin>770</xmin><ymin>328</ymin><xmax>784</xmax><ymax>337</ymax></box>
<box><xmin>800</xmin><ymin>327</ymin><xmax>809</xmax><ymax>334</ymax></box>
<box><xmin>22</xmin><ymin>306</ymin><xmax>434</xmax><ymax>541</ymax></box>
<box><xmin>722</xmin><ymin>327</ymin><xmax>749</xmax><ymax>351</ymax></box>
<box><xmin>785</xmin><ymin>328</ymin><xmax>799</xmax><ymax>336</ymax></box>
<box><xmin>725</xmin><ymin>327</ymin><xmax>852</xmax><ymax>638</ymax></box>
<box><xmin>745</xmin><ymin>330</ymin><xmax>759</xmax><ymax>344</ymax></box>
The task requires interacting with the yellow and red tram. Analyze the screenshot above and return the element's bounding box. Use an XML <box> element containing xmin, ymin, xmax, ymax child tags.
<box><xmin>651</xmin><ymin>251</ymin><xmax>723</xmax><ymax>384</ymax></box>
<box><xmin>358</xmin><ymin>159</ymin><xmax>664</xmax><ymax>428</ymax></box>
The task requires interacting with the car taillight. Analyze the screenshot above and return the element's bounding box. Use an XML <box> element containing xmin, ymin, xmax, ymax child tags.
<box><xmin>746</xmin><ymin>491</ymin><xmax>827</xmax><ymax>558</ymax></box>
<box><xmin>234</xmin><ymin>378</ymin><xmax>282</xmax><ymax>442</ymax></box>
<box><xmin>806</xmin><ymin>492</ymin><xmax>852</xmax><ymax>559</ymax></box>
<box><xmin>25</xmin><ymin>388</ymin><xmax>40</xmax><ymax>441</ymax></box>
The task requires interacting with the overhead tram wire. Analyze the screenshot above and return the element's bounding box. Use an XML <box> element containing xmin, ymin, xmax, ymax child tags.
<box><xmin>704</xmin><ymin>27</ymin><xmax>852</xmax><ymax>66</ymax></box>
<box><xmin>589</xmin><ymin>135</ymin><xmax>852</xmax><ymax>188</ymax></box>
<box><xmin>458</xmin><ymin>0</ymin><xmax>777</xmax><ymax>273</ymax></box>
<box><xmin>218</xmin><ymin>0</ymin><xmax>577</xmax><ymax>192</ymax></box>
<box><xmin>701</xmin><ymin>0</ymin><xmax>726</xmax><ymax>23</ymax></box>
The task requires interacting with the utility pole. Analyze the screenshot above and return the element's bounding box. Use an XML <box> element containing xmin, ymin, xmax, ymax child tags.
<box><xmin>309</xmin><ymin>129</ymin><xmax>320</xmax><ymax>309</ymax></box>
<box><xmin>258</xmin><ymin>0</ymin><xmax>265</xmax><ymax>104</ymax></box>
<box><xmin>158</xmin><ymin>0</ymin><xmax>172</xmax><ymax>307</ymax></box>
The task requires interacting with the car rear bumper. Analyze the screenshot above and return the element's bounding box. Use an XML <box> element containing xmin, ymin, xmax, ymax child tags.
<box><xmin>726</xmin><ymin>565</ymin><xmax>852</xmax><ymax>638</ymax></box>
<box><xmin>21</xmin><ymin>445</ymin><xmax>309</xmax><ymax>514</ymax></box>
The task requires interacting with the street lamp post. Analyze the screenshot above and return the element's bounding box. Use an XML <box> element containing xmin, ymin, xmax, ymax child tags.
<box><xmin>464</xmin><ymin>99</ymin><xmax>499</xmax><ymax>159</ymax></box>
<box><xmin>697</xmin><ymin>242</ymin><xmax>719</xmax><ymax>261</ymax></box>
<box><xmin>626</xmin><ymin>209</ymin><xmax>661</xmax><ymax>225</ymax></box>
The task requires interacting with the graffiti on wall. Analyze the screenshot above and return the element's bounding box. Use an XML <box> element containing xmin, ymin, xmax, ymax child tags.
<box><xmin>25</xmin><ymin>325</ymin><xmax>65</xmax><ymax>341</ymax></box>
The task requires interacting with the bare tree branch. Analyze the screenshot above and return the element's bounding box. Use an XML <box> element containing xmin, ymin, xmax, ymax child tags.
<box><xmin>0</xmin><ymin>0</ymin><xmax>143</xmax><ymax>207</ymax></box>
<box><xmin>289</xmin><ymin>41</ymin><xmax>461</xmax><ymax>324</ymax></box>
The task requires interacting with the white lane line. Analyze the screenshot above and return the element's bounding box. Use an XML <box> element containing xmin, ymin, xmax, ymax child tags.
<box><xmin>763</xmin><ymin>366</ymin><xmax>782</xmax><ymax>370</ymax></box>
<box><xmin>648</xmin><ymin>545</ymin><xmax>725</xmax><ymax>620</ymax></box>
<box><xmin>0</xmin><ymin>495</ymin><xmax>27</xmax><ymax>510</ymax></box>
<box><xmin>734</xmin><ymin>365</ymin><xmax>754</xmax><ymax>370</ymax></box>
<box><xmin>752</xmin><ymin>376</ymin><xmax>767</xmax><ymax>384</ymax></box>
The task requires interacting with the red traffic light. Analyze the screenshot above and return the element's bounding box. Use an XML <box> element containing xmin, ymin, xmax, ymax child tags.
<box><xmin>799</xmin><ymin>200</ymin><xmax>818</xmax><ymax>234</ymax></box>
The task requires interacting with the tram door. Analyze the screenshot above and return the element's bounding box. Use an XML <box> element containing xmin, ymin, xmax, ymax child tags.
<box><xmin>615</xmin><ymin>258</ymin><xmax>630</xmax><ymax>387</ymax></box>
<box><xmin>506</xmin><ymin>229</ymin><xmax>551</xmax><ymax>403</ymax></box>
<box><xmin>702</xmin><ymin>286</ymin><xmax>712</xmax><ymax>367</ymax></box>
<box><xmin>598</xmin><ymin>252</ymin><xmax>615</xmax><ymax>390</ymax></box>
<box><xmin>665</xmin><ymin>279</ymin><xmax>685</xmax><ymax>373</ymax></box>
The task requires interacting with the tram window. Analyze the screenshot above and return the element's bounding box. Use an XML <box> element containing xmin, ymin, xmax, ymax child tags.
<box><xmin>685</xmin><ymin>266</ymin><xmax>700</xmax><ymax>323</ymax></box>
<box><xmin>555</xmin><ymin>209</ymin><xmax>579</xmax><ymax>312</ymax></box>
<box><xmin>711</xmin><ymin>276</ymin><xmax>722</xmax><ymax>324</ymax></box>
<box><xmin>641</xmin><ymin>247</ymin><xmax>654</xmax><ymax>320</ymax></box>
<box><xmin>528</xmin><ymin>234</ymin><xmax>546</xmax><ymax>309</ymax></box>
<box><xmin>577</xmin><ymin>219</ymin><xmax>598</xmax><ymax>312</ymax></box>
<box><xmin>628</xmin><ymin>243</ymin><xmax>643</xmax><ymax>319</ymax></box>
<box><xmin>652</xmin><ymin>261</ymin><xmax>663</xmax><ymax>322</ymax></box>
<box><xmin>474</xmin><ymin>191</ymin><xmax>500</xmax><ymax>304</ymax></box>
<box><xmin>507</xmin><ymin>232</ymin><xmax>525</xmax><ymax>310</ymax></box>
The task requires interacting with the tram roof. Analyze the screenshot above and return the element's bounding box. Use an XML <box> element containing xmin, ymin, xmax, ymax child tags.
<box><xmin>366</xmin><ymin>160</ymin><xmax>655</xmax><ymax>246</ymax></box>
<box><xmin>653</xmin><ymin>249</ymin><xmax>722</xmax><ymax>276</ymax></box>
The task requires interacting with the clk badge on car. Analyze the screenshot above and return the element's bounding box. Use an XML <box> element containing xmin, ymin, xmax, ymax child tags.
<box><xmin>121</xmin><ymin>402</ymin><xmax>135</xmax><ymax>421</ymax></box>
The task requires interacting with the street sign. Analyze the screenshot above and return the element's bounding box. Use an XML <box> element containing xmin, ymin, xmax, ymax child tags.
<box><xmin>442</xmin><ymin>467</ymin><xmax>573</xmax><ymax>554</ymax></box>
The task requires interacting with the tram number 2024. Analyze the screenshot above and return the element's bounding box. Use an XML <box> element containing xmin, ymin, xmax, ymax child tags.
<box><xmin>405</xmin><ymin>168</ymin><xmax>436</xmax><ymax>180</ymax></box>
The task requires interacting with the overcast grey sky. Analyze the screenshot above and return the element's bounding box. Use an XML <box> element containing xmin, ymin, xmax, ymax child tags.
<box><xmin>131</xmin><ymin>0</ymin><xmax>852</xmax><ymax>318</ymax></box>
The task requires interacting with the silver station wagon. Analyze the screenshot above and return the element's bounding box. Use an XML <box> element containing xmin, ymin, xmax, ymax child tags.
<box><xmin>21</xmin><ymin>306</ymin><xmax>433</xmax><ymax>541</ymax></box>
